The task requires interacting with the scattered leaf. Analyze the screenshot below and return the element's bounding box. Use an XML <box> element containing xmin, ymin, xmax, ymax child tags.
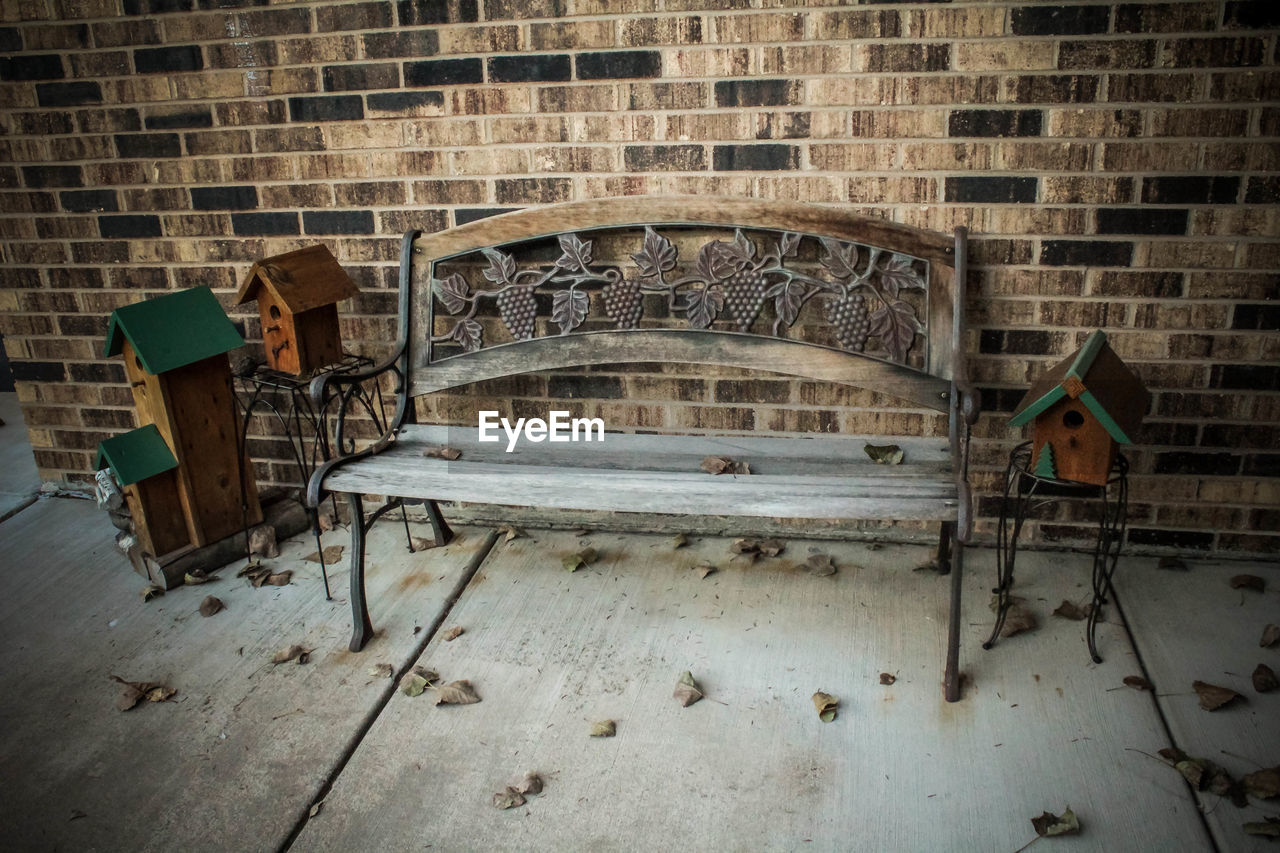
<box><xmin>805</xmin><ymin>554</ymin><xmax>836</xmax><ymax>577</ymax></box>
<box><xmin>1244</xmin><ymin>818</ymin><xmax>1280</xmax><ymax>838</ymax></box>
<box><xmin>812</xmin><ymin>691</ymin><xmax>838</xmax><ymax>723</ymax></box>
<box><xmin>198</xmin><ymin>595</ymin><xmax>224</xmax><ymax>618</ymax></box>
<box><xmin>141</xmin><ymin>584</ymin><xmax>164</xmax><ymax>603</ymax></box>
<box><xmin>1122</xmin><ymin>675</ymin><xmax>1153</xmax><ymax>692</ymax></box>
<box><xmin>1253</xmin><ymin>663</ymin><xmax>1278</xmax><ymax>693</ymax></box>
<box><xmin>1000</xmin><ymin>604</ymin><xmax>1038</xmax><ymax>638</ymax></box>
<box><xmin>68</xmin><ymin>810</ymin><xmax>86</xmax><ymax>822</ymax></box>
<box><xmin>1158</xmin><ymin>747</ymin><xmax>1188</xmax><ymax>764</ymax></box>
<box><xmin>1030</xmin><ymin>807</ymin><xmax>1080</xmax><ymax>838</ymax></box>
<box><xmin>590</xmin><ymin>720</ymin><xmax>616</xmax><ymax>738</ymax></box>
<box><xmin>424</xmin><ymin>445</ymin><xmax>462</xmax><ymax>460</ymax></box>
<box><xmin>309</xmin><ymin>801</ymin><xmax>323</xmax><ymax>818</ymax></box>
<box><xmin>368</xmin><ymin>662</ymin><xmax>394</xmax><ymax>679</ymax></box>
<box><xmin>562</xmin><ymin>546</ymin><xmax>598</xmax><ymax>572</ymax></box>
<box><xmin>1206</xmin><ymin>770</ymin><xmax>1236</xmax><ymax>798</ymax></box>
<box><xmin>1192</xmin><ymin>680</ymin><xmax>1243</xmax><ymax>711</ymax></box>
<box><xmin>1052</xmin><ymin>600</ymin><xmax>1090</xmax><ymax>621</ymax></box>
<box><xmin>272</xmin><ymin>644</ymin><xmax>311</xmax><ymax>665</ymax></box>
<box><xmin>1244</xmin><ymin>767</ymin><xmax>1280</xmax><ymax>800</ymax></box>
<box><xmin>498</xmin><ymin>525</ymin><xmax>525</xmax><ymax>542</ymax></box>
<box><xmin>442</xmin><ymin>626</ymin><xmax>465</xmax><ymax>642</ymax></box>
<box><xmin>399</xmin><ymin>666</ymin><xmax>437</xmax><ymax>697</ymax></box>
<box><xmin>700</xmin><ymin>455</ymin><xmax>750</xmax><ymax>475</ymax></box>
<box><xmin>434</xmin><ymin>680</ymin><xmax>481</xmax><ymax>705</ymax></box>
<box><xmin>1177</xmin><ymin>759</ymin><xmax>1208</xmax><ymax>789</ymax></box>
<box><xmin>236</xmin><ymin>558</ymin><xmax>263</xmax><ymax>577</ymax></box>
<box><xmin>1157</xmin><ymin>555</ymin><xmax>1189</xmax><ymax>571</ymax></box>
<box><xmin>671</xmin><ymin>533</ymin><xmax>689</xmax><ymax>549</ymax></box>
<box><xmin>730</xmin><ymin>538</ymin><xmax>757</xmax><ymax>554</ymax></box>
<box><xmin>758</xmin><ymin>539</ymin><xmax>784</xmax><ymax>557</ymax></box>
<box><xmin>184</xmin><ymin>569</ymin><xmax>214</xmax><ymax>585</ymax></box>
<box><xmin>514</xmin><ymin>772</ymin><xmax>543</xmax><ymax>796</ymax></box>
<box><xmin>304</xmin><ymin>545</ymin><xmax>344</xmax><ymax>564</ymax></box>
<box><xmin>1230</xmin><ymin>574</ymin><xmax>1265</xmax><ymax>593</ymax></box>
<box><xmin>492</xmin><ymin>787</ymin><xmax>525</xmax><ymax>810</ymax></box>
<box><xmin>692</xmin><ymin>562</ymin><xmax>717</xmax><ymax>579</ymax></box>
<box><xmin>673</xmin><ymin>671</ymin><xmax>703</xmax><ymax>707</ymax></box>
<box><xmin>1261</xmin><ymin>624</ymin><xmax>1280</xmax><ymax>648</ymax></box>
<box><xmin>879</xmin><ymin>673</ymin><xmax>896</xmax><ymax>686</ymax></box>
<box><xmin>264</xmin><ymin>571</ymin><xmax>293</xmax><ymax>587</ymax></box>
<box><xmin>110</xmin><ymin>675</ymin><xmax>175</xmax><ymax>711</ymax></box>
<box><xmin>864</xmin><ymin>443</ymin><xmax>904</xmax><ymax>465</ymax></box>
<box><xmin>912</xmin><ymin>560</ymin><xmax>943</xmax><ymax>573</ymax></box>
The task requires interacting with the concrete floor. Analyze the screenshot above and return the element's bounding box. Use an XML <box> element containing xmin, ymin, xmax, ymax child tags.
<box><xmin>0</xmin><ymin>416</ymin><xmax>1275</xmax><ymax>852</ymax></box>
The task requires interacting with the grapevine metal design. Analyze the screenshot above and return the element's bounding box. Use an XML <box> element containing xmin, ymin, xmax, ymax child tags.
<box><xmin>430</xmin><ymin>227</ymin><xmax>929</xmax><ymax>363</ymax></box>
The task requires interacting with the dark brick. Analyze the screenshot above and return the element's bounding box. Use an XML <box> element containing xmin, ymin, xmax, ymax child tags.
<box><xmin>714</xmin><ymin>379</ymin><xmax>790</xmax><ymax>405</ymax></box>
<box><xmin>404</xmin><ymin>57</ymin><xmax>482</xmax><ymax>87</ymax></box>
<box><xmin>99</xmin><ymin>214</ymin><xmax>162</xmax><ymax>239</ymax></box>
<box><xmin>0</xmin><ymin>27</ymin><xmax>21</xmax><ymax>52</ymax></box>
<box><xmin>322</xmin><ymin>62</ymin><xmax>399</xmax><ymax>92</ymax></box>
<box><xmin>35</xmin><ymin>81</ymin><xmax>101</xmax><ymax>107</ymax></box>
<box><xmin>454</xmin><ymin>208</ymin><xmax>518</xmax><ymax>225</ymax></box>
<box><xmin>59</xmin><ymin>315</ymin><xmax>109</xmax><ymax>337</ymax></box>
<box><xmin>1126</xmin><ymin>528</ymin><xmax>1215</xmax><ymax>550</ymax></box>
<box><xmin>48</xmin><ymin>267</ymin><xmax>106</xmax><ymax>289</ymax></box>
<box><xmin>232</xmin><ymin>212</ymin><xmax>299</xmax><ymax>236</ymax></box>
<box><xmin>978</xmin><ymin>387</ymin><xmax>1027</xmax><ymax>414</ymax></box>
<box><xmin>69</xmin><ymin>362</ymin><xmax>126</xmax><ymax>384</ymax></box>
<box><xmin>368</xmin><ymin>91</ymin><xmax>444</xmax><ymax>112</ymax></box>
<box><xmin>1231</xmin><ymin>303</ymin><xmax>1280</xmax><ymax>330</ymax></box>
<box><xmin>1010</xmin><ymin>5</ymin><xmax>1110</xmax><ymax>35</ymax></box>
<box><xmin>1154</xmin><ymin>451</ymin><xmax>1241</xmax><ymax>475</ymax></box>
<box><xmin>288</xmin><ymin>95</ymin><xmax>363</xmax><ymax>122</ymax></box>
<box><xmin>1224</xmin><ymin>0</ymin><xmax>1280</xmax><ymax>28</ymax></box>
<box><xmin>1093</xmin><ymin>271</ymin><xmax>1183</xmax><ymax>298</ymax></box>
<box><xmin>1114</xmin><ymin>3</ymin><xmax>1217</xmax><ymax>32</ymax></box>
<box><xmin>624</xmin><ymin>144</ymin><xmax>706</xmax><ymax>172</ymax></box>
<box><xmin>1218</xmin><ymin>533</ymin><xmax>1280</xmax><ymax>554</ymax></box>
<box><xmin>77</xmin><ymin>108</ymin><xmax>140</xmax><ymax>134</ymax></box>
<box><xmin>712</xmin><ymin>144</ymin><xmax>798</xmax><ymax>171</ymax></box>
<box><xmin>191</xmin><ymin>185</ymin><xmax>258</xmax><ymax>210</ymax></box>
<box><xmin>123</xmin><ymin>0</ymin><xmax>195</xmax><ymax>11</ymax></box>
<box><xmin>1041</xmin><ymin>240</ymin><xmax>1133</xmax><ymax>266</ymax></box>
<box><xmin>1163</xmin><ymin>37</ymin><xmax>1266</xmax><ymax>68</ymax></box>
<box><xmin>0</xmin><ymin>54</ymin><xmax>62</xmax><ymax>80</ymax></box>
<box><xmin>1058</xmin><ymin>40</ymin><xmax>1155</xmax><ymax>69</ymax></box>
<box><xmin>133</xmin><ymin>45</ymin><xmax>202</xmax><ymax>73</ymax></box>
<box><xmin>362</xmin><ymin>30</ymin><xmax>439</xmax><ymax>59</ymax></box>
<box><xmin>145</xmin><ymin>108</ymin><xmax>212</xmax><ymax>129</ymax></box>
<box><xmin>397</xmin><ymin>0</ymin><xmax>477</xmax><ymax>25</ymax></box>
<box><xmin>303</xmin><ymin>210</ymin><xmax>374</xmax><ymax>234</ymax></box>
<box><xmin>978</xmin><ymin>329</ymin><xmax>1059</xmax><ymax>355</ymax></box>
<box><xmin>1096</xmin><ymin>208</ymin><xmax>1188</xmax><ymax>235</ymax></box>
<box><xmin>948</xmin><ymin>109</ymin><xmax>1041</xmax><ymax>137</ymax></box>
<box><xmin>1211</xmin><ymin>364</ymin><xmax>1279</xmax><ymax>390</ymax></box>
<box><xmin>10</xmin><ymin>361</ymin><xmax>66</xmax><ymax>383</ymax></box>
<box><xmin>488</xmin><ymin>54</ymin><xmax>570</xmax><ymax>83</ymax></box>
<box><xmin>115</xmin><ymin>133</ymin><xmax>181</xmax><ymax>159</ymax></box>
<box><xmin>317</xmin><ymin>1</ymin><xmax>393</xmax><ymax>31</ymax></box>
<box><xmin>1201</xmin><ymin>424</ymin><xmax>1280</xmax><ymax>450</ymax></box>
<box><xmin>494</xmin><ymin>177</ymin><xmax>572</xmax><ymax>205</ymax></box>
<box><xmin>577</xmin><ymin>50</ymin><xmax>661</xmax><ymax>80</ymax></box>
<box><xmin>1245</xmin><ymin>177</ymin><xmax>1280</xmax><ymax>204</ymax></box>
<box><xmin>1141</xmin><ymin>176</ymin><xmax>1239</xmax><ymax>204</ymax></box>
<box><xmin>863</xmin><ymin>43</ymin><xmax>949</xmax><ymax>72</ymax></box>
<box><xmin>22</xmin><ymin>166</ymin><xmax>83</xmax><ymax>188</ymax></box>
<box><xmin>1243</xmin><ymin>454</ymin><xmax>1280</xmax><ymax>477</ymax></box>
<box><xmin>1011</xmin><ymin>74</ymin><xmax>1098</xmax><ymax>104</ymax></box>
<box><xmin>71</xmin><ymin>242</ymin><xmax>129</xmax><ymax>264</ymax></box>
<box><xmin>548</xmin><ymin>375</ymin><xmax>623</xmax><ymax>399</ymax></box>
<box><xmin>713</xmin><ymin>79</ymin><xmax>798</xmax><ymax>108</ymax></box>
<box><xmin>60</xmin><ymin>190</ymin><xmax>118</xmax><ymax>213</ymax></box>
<box><xmin>945</xmin><ymin>177</ymin><xmax>1037</xmax><ymax>204</ymax></box>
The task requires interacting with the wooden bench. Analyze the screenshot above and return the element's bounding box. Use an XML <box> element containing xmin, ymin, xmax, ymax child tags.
<box><xmin>306</xmin><ymin>197</ymin><xmax>978</xmax><ymax>701</ymax></box>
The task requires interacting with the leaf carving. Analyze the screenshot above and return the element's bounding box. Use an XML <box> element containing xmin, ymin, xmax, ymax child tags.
<box><xmin>684</xmin><ymin>285</ymin><xmax>723</xmax><ymax>329</ymax></box>
<box><xmin>777</xmin><ymin>231</ymin><xmax>801</xmax><ymax>257</ymax></box>
<box><xmin>868</xmin><ymin>299</ymin><xmax>922</xmax><ymax>362</ymax></box>
<box><xmin>696</xmin><ymin>236</ymin><xmax>750</xmax><ymax>282</ymax></box>
<box><xmin>774</xmin><ymin>282</ymin><xmax>804</xmax><ymax>328</ymax></box>
<box><xmin>481</xmin><ymin>248</ymin><xmax>517</xmax><ymax>285</ymax></box>
<box><xmin>556</xmin><ymin>232</ymin><xmax>593</xmax><ymax>271</ymax></box>
<box><xmin>877</xmin><ymin>253</ymin><xmax>925</xmax><ymax>298</ymax></box>
<box><xmin>820</xmin><ymin>237</ymin><xmax>858</xmax><ymax>280</ymax></box>
<box><xmin>451</xmin><ymin>318</ymin><xmax>483</xmax><ymax>352</ymax></box>
<box><xmin>631</xmin><ymin>226</ymin><xmax>678</xmax><ymax>278</ymax></box>
<box><xmin>435</xmin><ymin>273</ymin><xmax>470</xmax><ymax>314</ymax></box>
<box><xmin>552</xmin><ymin>289</ymin><xmax>589</xmax><ymax>334</ymax></box>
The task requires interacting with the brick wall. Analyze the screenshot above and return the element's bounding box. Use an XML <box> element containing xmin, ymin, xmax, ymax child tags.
<box><xmin>1</xmin><ymin>1</ymin><xmax>1276</xmax><ymax>554</ymax></box>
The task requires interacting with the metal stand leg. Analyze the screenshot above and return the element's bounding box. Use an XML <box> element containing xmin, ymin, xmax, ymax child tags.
<box><xmin>936</xmin><ymin>521</ymin><xmax>953</xmax><ymax>575</ymax></box>
<box><xmin>424</xmin><ymin>499</ymin><xmax>454</xmax><ymax>547</ymax></box>
<box><xmin>309</xmin><ymin>506</ymin><xmax>332</xmax><ymax>601</ymax></box>
<box><xmin>943</xmin><ymin>535</ymin><xmax>964</xmax><ymax>702</ymax></box>
<box><xmin>401</xmin><ymin>504</ymin><xmax>415</xmax><ymax>553</ymax></box>
<box><xmin>985</xmin><ymin>454</ymin><xmax>1027</xmax><ymax>650</ymax></box>
<box><xmin>346</xmin><ymin>492</ymin><xmax>372</xmax><ymax>652</ymax></box>
<box><xmin>1086</xmin><ymin>458</ymin><xmax>1128</xmax><ymax>663</ymax></box>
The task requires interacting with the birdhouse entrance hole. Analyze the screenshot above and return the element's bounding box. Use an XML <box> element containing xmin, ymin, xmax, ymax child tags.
<box><xmin>1062</xmin><ymin>409</ymin><xmax>1085</xmax><ymax>429</ymax></box>
<box><xmin>268</xmin><ymin>304</ymin><xmax>282</xmax><ymax>320</ymax></box>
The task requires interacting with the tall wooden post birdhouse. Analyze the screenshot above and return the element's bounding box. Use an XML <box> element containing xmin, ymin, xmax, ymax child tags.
<box><xmin>105</xmin><ymin>286</ymin><xmax>262</xmax><ymax>547</ymax></box>
<box><xmin>1009</xmin><ymin>330</ymin><xmax>1150</xmax><ymax>486</ymax></box>
<box><xmin>235</xmin><ymin>244</ymin><xmax>359</xmax><ymax>375</ymax></box>
<box><xmin>96</xmin><ymin>425</ymin><xmax>188</xmax><ymax>558</ymax></box>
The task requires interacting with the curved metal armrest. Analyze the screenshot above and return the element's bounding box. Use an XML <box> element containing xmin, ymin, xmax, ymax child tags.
<box><xmin>308</xmin><ymin>345</ymin><xmax>404</xmax><ymax>414</ymax></box>
<box><xmin>954</xmin><ymin>379</ymin><xmax>981</xmax><ymax>427</ymax></box>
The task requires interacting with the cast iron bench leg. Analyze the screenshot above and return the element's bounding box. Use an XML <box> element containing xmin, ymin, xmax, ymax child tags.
<box><xmin>936</xmin><ymin>520</ymin><xmax>953</xmax><ymax>575</ymax></box>
<box><xmin>943</xmin><ymin>535</ymin><xmax>964</xmax><ymax>702</ymax></box>
<box><xmin>424</xmin><ymin>498</ymin><xmax>454</xmax><ymax>547</ymax></box>
<box><xmin>346</xmin><ymin>491</ymin><xmax>373</xmax><ymax>653</ymax></box>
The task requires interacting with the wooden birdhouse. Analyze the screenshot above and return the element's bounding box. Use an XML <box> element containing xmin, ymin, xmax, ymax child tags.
<box><xmin>96</xmin><ymin>425</ymin><xmax>188</xmax><ymax>558</ymax></box>
<box><xmin>235</xmin><ymin>244</ymin><xmax>359</xmax><ymax>375</ymax></box>
<box><xmin>105</xmin><ymin>286</ymin><xmax>262</xmax><ymax>547</ymax></box>
<box><xmin>1009</xmin><ymin>330</ymin><xmax>1150</xmax><ymax>486</ymax></box>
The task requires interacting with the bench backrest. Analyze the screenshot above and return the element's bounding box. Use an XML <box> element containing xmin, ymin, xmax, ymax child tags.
<box><xmin>397</xmin><ymin>197</ymin><xmax>967</xmax><ymax>414</ymax></box>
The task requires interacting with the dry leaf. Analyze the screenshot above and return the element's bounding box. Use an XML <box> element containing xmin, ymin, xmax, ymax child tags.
<box><xmin>673</xmin><ymin>671</ymin><xmax>703</xmax><ymax>707</ymax></box>
<box><xmin>1000</xmin><ymin>604</ymin><xmax>1038</xmax><ymax>638</ymax></box>
<box><xmin>248</xmin><ymin>525</ymin><xmax>279</xmax><ymax>558</ymax></box>
<box><xmin>590</xmin><ymin>720</ymin><xmax>616</xmax><ymax>737</ymax></box>
<box><xmin>399</xmin><ymin>666</ymin><xmax>437</xmax><ymax>697</ymax></box>
<box><xmin>141</xmin><ymin>584</ymin><xmax>164</xmax><ymax>602</ymax></box>
<box><xmin>434</xmin><ymin>680</ymin><xmax>481</xmax><ymax>705</ymax></box>
<box><xmin>692</xmin><ymin>562</ymin><xmax>717</xmax><ymax>579</ymax></box>
<box><xmin>184</xmin><ymin>569</ymin><xmax>214</xmax><ymax>585</ymax></box>
<box><xmin>562</xmin><ymin>545</ymin><xmax>598</xmax><ymax>572</ymax></box>
<box><xmin>1030</xmin><ymin>807</ymin><xmax>1080</xmax><ymax>837</ymax></box>
<box><xmin>236</xmin><ymin>558</ymin><xmax>263</xmax><ymax>577</ymax></box>
<box><xmin>864</xmin><ymin>443</ymin><xmax>904</xmax><ymax>465</ymax></box>
<box><xmin>700</xmin><ymin>455</ymin><xmax>749</xmax><ymax>475</ymax></box>
<box><xmin>443</xmin><ymin>626</ymin><xmax>465</xmax><ymax>641</ymax></box>
<box><xmin>111</xmin><ymin>675</ymin><xmax>175</xmax><ymax>711</ymax></box>
<box><xmin>368</xmin><ymin>663</ymin><xmax>393</xmax><ymax>679</ymax></box>
<box><xmin>1244</xmin><ymin>767</ymin><xmax>1280</xmax><ymax>800</ymax></box>
<box><xmin>498</xmin><ymin>526</ymin><xmax>525</xmax><ymax>542</ymax></box>
<box><xmin>729</xmin><ymin>538</ymin><xmax>757</xmax><ymax>555</ymax></box>
<box><xmin>199</xmin><ymin>595</ymin><xmax>224</xmax><ymax>618</ymax></box>
<box><xmin>812</xmin><ymin>691</ymin><xmax>838</xmax><ymax>723</ymax></box>
<box><xmin>304</xmin><ymin>545</ymin><xmax>344</xmax><ymax>564</ymax></box>
<box><xmin>1262</xmin><ymin>624</ymin><xmax>1280</xmax><ymax>648</ymax></box>
<box><xmin>272</xmin><ymin>644</ymin><xmax>310</xmax><ymax>665</ymax></box>
<box><xmin>671</xmin><ymin>533</ymin><xmax>689</xmax><ymax>549</ymax></box>
<box><xmin>1192</xmin><ymin>680</ymin><xmax>1243</xmax><ymax>711</ymax></box>
<box><xmin>1052</xmin><ymin>600</ymin><xmax>1090</xmax><ymax>621</ymax></box>
<box><xmin>265</xmin><ymin>571</ymin><xmax>293</xmax><ymax>587</ymax></box>
<box><xmin>308</xmin><ymin>801</ymin><xmax>323</xmax><ymax>818</ymax></box>
<box><xmin>879</xmin><ymin>673</ymin><xmax>896</xmax><ymax>686</ymax></box>
<box><xmin>492</xmin><ymin>787</ymin><xmax>525</xmax><ymax>810</ymax></box>
<box><xmin>912</xmin><ymin>560</ymin><xmax>943</xmax><ymax>573</ymax></box>
<box><xmin>1123</xmin><ymin>675</ymin><xmax>1153</xmax><ymax>692</ymax></box>
<box><xmin>1156</xmin><ymin>555</ymin><xmax>1189</xmax><ymax>571</ymax></box>
<box><xmin>805</xmin><ymin>554</ymin><xmax>836</xmax><ymax>577</ymax></box>
<box><xmin>514</xmin><ymin>772</ymin><xmax>543</xmax><ymax>795</ymax></box>
<box><xmin>1253</xmin><ymin>663</ymin><xmax>1279</xmax><ymax>693</ymax></box>
<box><xmin>758</xmin><ymin>539</ymin><xmax>783</xmax><ymax>557</ymax></box>
<box><xmin>1244</xmin><ymin>818</ymin><xmax>1280</xmax><ymax>838</ymax></box>
<box><xmin>1177</xmin><ymin>759</ymin><xmax>1208</xmax><ymax>789</ymax></box>
<box><xmin>424</xmin><ymin>445</ymin><xmax>462</xmax><ymax>460</ymax></box>
<box><xmin>1230</xmin><ymin>574</ymin><xmax>1265</xmax><ymax>592</ymax></box>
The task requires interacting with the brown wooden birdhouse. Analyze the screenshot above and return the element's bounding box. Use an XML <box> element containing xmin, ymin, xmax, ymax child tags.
<box><xmin>1009</xmin><ymin>330</ymin><xmax>1150</xmax><ymax>487</ymax></box>
<box><xmin>96</xmin><ymin>425</ymin><xmax>189</xmax><ymax>558</ymax></box>
<box><xmin>105</xmin><ymin>286</ymin><xmax>262</xmax><ymax>547</ymax></box>
<box><xmin>235</xmin><ymin>244</ymin><xmax>359</xmax><ymax>375</ymax></box>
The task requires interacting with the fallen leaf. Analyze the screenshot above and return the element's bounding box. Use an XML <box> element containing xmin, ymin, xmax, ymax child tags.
<box><xmin>443</xmin><ymin>626</ymin><xmax>465</xmax><ymax>641</ymax></box>
<box><xmin>1000</xmin><ymin>604</ymin><xmax>1038</xmax><ymax>638</ymax></box>
<box><xmin>1052</xmin><ymin>600</ymin><xmax>1090</xmax><ymax>621</ymax></box>
<box><xmin>1244</xmin><ymin>767</ymin><xmax>1280</xmax><ymax>799</ymax></box>
<box><xmin>309</xmin><ymin>801</ymin><xmax>323</xmax><ymax>818</ymax></box>
<box><xmin>1206</xmin><ymin>770</ymin><xmax>1237</xmax><ymax>798</ymax></box>
<box><xmin>198</xmin><ymin>595</ymin><xmax>224</xmax><ymax>617</ymax></box>
<box><xmin>110</xmin><ymin>675</ymin><xmax>175</xmax><ymax>711</ymax></box>
<box><xmin>236</xmin><ymin>558</ymin><xmax>262</xmax><ymax>577</ymax></box>
<box><xmin>729</xmin><ymin>538</ymin><xmax>758</xmax><ymax>555</ymax></box>
<box><xmin>272</xmin><ymin>644</ymin><xmax>310</xmax><ymax>665</ymax></box>
<box><xmin>184</xmin><ymin>569</ymin><xmax>214</xmax><ymax>585</ymax></box>
<box><xmin>864</xmin><ymin>443</ymin><xmax>904</xmax><ymax>465</ymax></box>
<box><xmin>912</xmin><ymin>560</ymin><xmax>943</xmax><ymax>573</ymax></box>
<box><xmin>1177</xmin><ymin>759</ymin><xmax>1208</xmax><ymax>789</ymax></box>
<box><xmin>989</xmin><ymin>593</ymin><xmax>1025</xmax><ymax>612</ymax></box>
<box><xmin>514</xmin><ymin>772</ymin><xmax>543</xmax><ymax>795</ymax></box>
<box><xmin>562</xmin><ymin>546</ymin><xmax>598</xmax><ymax>572</ymax></box>
<box><xmin>1253</xmin><ymin>663</ymin><xmax>1278</xmax><ymax>693</ymax></box>
<box><xmin>880</xmin><ymin>673</ymin><xmax>896</xmax><ymax>686</ymax></box>
<box><xmin>1030</xmin><ymin>807</ymin><xmax>1080</xmax><ymax>838</ymax></box>
<box><xmin>1230</xmin><ymin>574</ymin><xmax>1266</xmax><ymax>592</ymax></box>
<box><xmin>700</xmin><ymin>455</ymin><xmax>749</xmax><ymax>475</ymax></box>
<box><xmin>671</xmin><ymin>533</ymin><xmax>689</xmax><ymax>549</ymax></box>
<box><xmin>1158</xmin><ymin>747</ymin><xmax>1188</xmax><ymax>764</ymax></box>
<box><xmin>758</xmin><ymin>539</ymin><xmax>784</xmax><ymax>557</ymax></box>
<box><xmin>673</xmin><ymin>671</ymin><xmax>703</xmax><ymax>707</ymax></box>
<box><xmin>304</xmin><ymin>545</ymin><xmax>344</xmax><ymax>564</ymax></box>
<box><xmin>368</xmin><ymin>663</ymin><xmax>393</xmax><ymax>679</ymax></box>
<box><xmin>590</xmin><ymin>720</ymin><xmax>616</xmax><ymax>737</ymax></box>
<box><xmin>1157</xmin><ymin>555</ymin><xmax>1189</xmax><ymax>571</ymax></box>
<box><xmin>1261</xmin><ymin>624</ymin><xmax>1280</xmax><ymax>648</ymax></box>
<box><xmin>812</xmin><ymin>691</ymin><xmax>838</xmax><ymax>723</ymax></box>
<box><xmin>1122</xmin><ymin>675</ymin><xmax>1153</xmax><ymax>692</ymax></box>
<box><xmin>492</xmin><ymin>787</ymin><xmax>525</xmax><ymax>810</ymax></box>
<box><xmin>141</xmin><ymin>584</ymin><xmax>164</xmax><ymax>603</ymax></box>
<box><xmin>434</xmin><ymin>680</ymin><xmax>481</xmax><ymax>705</ymax></box>
<box><xmin>692</xmin><ymin>562</ymin><xmax>717</xmax><ymax>579</ymax></box>
<box><xmin>410</xmin><ymin>537</ymin><xmax>437</xmax><ymax>551</ymax></box>
<box><xmin>424</xmin><ymin>445</ymin><xmax>462</xmax><ymax>460</ymax></box>
<box><xmin>805</xmin><ymin>554</ymin><xmax>836</xmax><ymax>577</ymax></box>
<box><xmin>498</xmin><ymin>525</ymin><xmax>525</xmax><ymax>542</ymax></box>
<box><xmin>399</xmin><ymin>666</ymin><xmax>437</xmax><ymax>697</ymax></box>
<box><xmin>69</xmin><ymin>810</ymin><xmax>86</xmax><ymax>822</ymax></box>
<box><xmin>1192</xmin><ymin>680</ymin><xmax>1243</xmax><ymax>711</ymax></box>
<box><xmin>264</xmin><ymin>571</ymin><xmax>293</xmax><ymax>587</ymax></box>
<box><xmin>1244</xmin><ymin>818</ymin><xmax>1280</xmax><ymax>838</ymax></box>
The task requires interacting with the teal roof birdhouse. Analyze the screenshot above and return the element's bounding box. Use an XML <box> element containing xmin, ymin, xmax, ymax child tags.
<box><xmin>96</xmin><ymin>425</ymin><xmax>187</xmax><ymax>557</ymax></box>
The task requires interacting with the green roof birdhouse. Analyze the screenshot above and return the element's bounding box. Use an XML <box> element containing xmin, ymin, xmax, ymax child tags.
<box><xmin>96</xmin><ymin>425</ymin><xmax>187</xmax><ymax>557</ymax></box>
<box><xmin>1009</xmin><ymin>330</ymin><xmax>1150</xmax><ymax>487</ymax></box>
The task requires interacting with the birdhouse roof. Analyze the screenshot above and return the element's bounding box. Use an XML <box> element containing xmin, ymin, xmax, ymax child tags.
<box><xmin>234</xmin><ymin>244</ymin><xmax>359</xmax><ymax>314</ymax></box>
<box><xmin>95</xmin><ymin>424</ymin><xmax>178</xmax><ymax>486</ymax></box>
<box><xmin>104</xmin><ymin>286</ymin><xmax>244</xmax><ymax>374</ymax></box>
<box><xmin>1008</xmin><ymin>330</ymin><xmax>1150</xmax><ymax>444</ymax></box>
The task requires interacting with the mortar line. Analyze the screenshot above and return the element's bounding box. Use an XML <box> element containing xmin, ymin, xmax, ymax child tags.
<box><xmin>277</xmin><ymin>525</ymin><xmax>500</xmax><ymax>853</ymax></box>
